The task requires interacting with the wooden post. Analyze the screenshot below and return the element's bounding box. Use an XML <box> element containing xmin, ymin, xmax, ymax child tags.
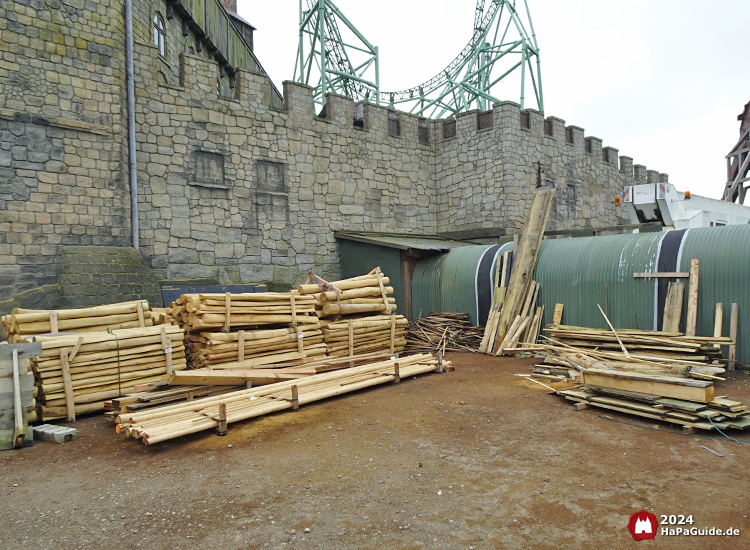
<box><xmin>136</xmin><ymin>301</ymin><xmax>145</xmax><ymax>328</ymax></box>
<box><xmin>552</xmin><ymin>303</ymin><xmax>564</xmax><ymax>326</ymax></box>
<box><xmin>161</xmin><ymin>325</ymin><xmax>173</xmax><ymax>375</ymax></box>
<box><xmin>216</xmin><ymin>403</ymin><xmax>227</xmax><ymax>435</ymax></box>
<box><xmin>662</xmin><ymin>282</ymin><xmax>684</xmax><ymax>333</ymax></box>
<box><xmin>223</xmin><ymin>292</ymin><xmax>231</xmax><ymax>333</ymax></box>
<box><xmin>686</xmin><ymin>258</ymin><xmax>700</xmax><ymax>337</ymax></box>
<box><xmin>59</xmin><ymin>349</ymin><xmax>75</xmax><ymax>422</ymax></box>
<box><xmin>375</xmin><ymin>270</ymin><xmax>391</xmax><ymax>313</ymax></box>
<box><xmin>393</xmin><ymin>362</ymin><xmax>400</xmax><ymax>384</ymax></box>
<box><xmin>729</xmin><ymin>303</ymin><xmax>738</xmax><ymax>371</ymax></box>
<box><xmin>11</xmin><ymin>349</ymin><xmax>25</xmax><ymax>448</ymax></box>
<box><xmin>238</xmin><ymin>330</ymin><xmax>245</xmax><ymax>362</ymax></box>
<box><xmin>713</xmin><ymin>303</ymin><xmax>724</xmax><ymax>350</ymax></box>
<box><xmin>68</xmin><ymin>336</ymin><xmax>84</xmax><ymax>364</ymax></box>
<box><xmin>49</xmin><ymin>311</ymin><xmax>58</xmax><ymax>334</ymax></box>
<box><xmin>348</xmin><ymin>320</ymin><xmax>354</xmax><ymax>357</ymax></box>
<box><xmin>389</xmin><ymin>315</ymin><xmax>396</xmax><ymax>354</ymax></box>
<box><xmin>291</xmin><ymin>384</ymin><xmax>299</xmax><ymax>411</ymax></box>
<box><xmin>290</xmin><ymin>295</ymin><xmax>303</xmax><ymax>353</ymax></box>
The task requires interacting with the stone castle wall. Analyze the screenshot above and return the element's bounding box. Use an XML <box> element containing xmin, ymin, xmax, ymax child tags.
<box><xmin>0</xmin><ymin>0</ymin><xmax>668</xmax><ymax>301</ymax></box>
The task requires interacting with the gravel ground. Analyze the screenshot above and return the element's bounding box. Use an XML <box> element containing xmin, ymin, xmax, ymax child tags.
<box><xmin>2</xmin><ymin>353</ymin><xmax>749</xmax><ymax>549</ymax></box>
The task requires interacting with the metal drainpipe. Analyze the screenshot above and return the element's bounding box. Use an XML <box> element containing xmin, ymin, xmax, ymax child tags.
<box><xmin>125</xmin><ymin>0</ymin><xmax>139</xmax><ymax>249</ymax></box>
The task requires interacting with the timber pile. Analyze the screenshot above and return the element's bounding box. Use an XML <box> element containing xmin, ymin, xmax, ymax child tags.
<box><xmin>27</xmin><ymin>324</ymin><xmax>187</xmax><ymax>421</ymax></box>
<box><xmin>115</xmin><ymin>353</ymin><xmax>447</xmax><ymax>445</ymax></box>
<box><xmin>404</xmin><ymin>313</ymin><xmax>483</xmax><ymax>354</ymax></box>
<box><xmin>322</xmin><ymin>315</ymin><xmax>407</xmax><ymax>357</ymax></box>
<box><xmin>297</xmin><ymin>268</ymin><xmax>397</xmax><ymax>317</ymax></box>
<box><xmin>297</xmin><ymin>268</ymin><xmax>407</xmax><ymax>357</ymax></box>
<box><xmin>542</xmin><ymin>325</ymin><xmax>730</xmax><ymax>370</ymax></box>
<box><xmin>1</xmin><ymin>300</ymin><xmax>155</xmax><ymax>343</ymax></box>
<box><xmin>557</xmin><ymin>376</ymin><xmax>750</xmax><ymax>432</ymax></box>
<box><xmin>481</xmin><ymin>188</ymin><xmax>555</xmax><ymax>355</ymax></box>
<box><xmin>186</xmin><ymin>325</ymin><xmax>327</xmax><ymax>369</ymax></box>
<box><xmin>106</xmin><ymin>384</ymin><xmax>242</xmax><ymax>417</ymax></box>
<box><xmin>168</xmin><ymin>292</ymin><xmax>320</xmax><ymax>332</ymax></box>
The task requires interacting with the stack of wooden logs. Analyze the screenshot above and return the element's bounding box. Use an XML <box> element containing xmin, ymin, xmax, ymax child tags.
<box><xmin>481</xmin><ymin>188</ymin><xmax>554</xmax><ymax>355</ymax></box>
<box><xmin>297</xmin><ymin>269</ymin><xmax>407</xmax><ymax>357</ymax></box>
<box><xmin>28</xmin><ymin>324</ymin><xmax>187</xmax><ymax>421</ymax></box>
<box><xmin>186</xmin><ymin>325</ymin><xmax>327</xmax><ymax>369</ymax></box>
<box><xmin>404</xmin><ymin>313</ymin><xmax>484</xmax><ymax>354</ymax></box>
<box><xmin>166</xmin><ymin>292</ymin><xmax>326</xmax><ymax>370</ymax></box>
<box><xmin>541</xmin><ymin>325</ymin><xmax>731</xmax><ymax>373</ymax></box>
<box><xmin>115</xmin><ymin>353</ymin><xmax>446</xmax><ymax>445</ymax></box>
<box><xmin>168</xmin><ymin>292</ymin><xmax>320</xmax><ymax>332</ymax></box>
<box><xmin>1</xmin><ymin>301</ymin><xmax>155</xmax><ymax>343</ymax></box>
<box><xmin>297</xmin><ymin>270</ymin><xmax>397</xmax><ymax>317</ymax></box>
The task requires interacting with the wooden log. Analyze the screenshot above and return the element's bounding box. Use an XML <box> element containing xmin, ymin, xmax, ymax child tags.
<box><xmin>321</xmin><ymin>303</ymin><xmax>397</xmax><ymax>316</ymax></box>
<box><xmin>297</xmin><ymin>276</ymin><xmax>390</xmax><ymax>295</ymax></box>
<box><xmin>319</xmin><ymin>286</ymin><xmax>394</xmax><ymax>302</ymax></box>
<box><xmin>662</xmin><ymin>282</ymin><xmax>684</xmax><ymax>333</ymax></box>
<box><xmin>685</xmin><ymin>258</ymin><xmax>700</xmax><ymax>336</ymax></box>
<box><xmin>14</xmin><ymin>311</ymin><xmax>152</xmax><ymax>334</ymax></box>
<box><xmin>582</xmin><ymin>370</ymin><xmax>714</xmax><ymax>403</ymax></box>
<box><xmin>7</xmin><ymin>300</ymin><xmax>149</xmax><ymax>323</ymax></box>
<box><xmin>168</xmin><ymin>370</ymin><xmax>307</xmax><ymax>386</ymax></box>
<box><xmin>729</xmin><ymin>303</ymin><xmax>738</xmax><ymax>371</ymax></box>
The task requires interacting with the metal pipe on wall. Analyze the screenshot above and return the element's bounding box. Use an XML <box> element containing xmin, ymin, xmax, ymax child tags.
<box><xmin>125</xmin><ymin>0</ymin><xmax>139</xmax><ymax>249</ymax></box>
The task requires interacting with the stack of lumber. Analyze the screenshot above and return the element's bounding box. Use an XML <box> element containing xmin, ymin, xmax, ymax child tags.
<box><xmin>322</xmin><ymin>315</ymin><xmax>408</xmax><ymax>357</ymax></box>
<box><xmin>404</xmin><ymin>313</ymin><xmax>484</xmax><ymax>354</ymax></box>
<box><xmin>115</xmin><ymin>353</ymin><xmax>446</xmax><ymax>445</ymax></box>
<box><xmin>557</xmin><ymin>369</ymin><xmax>750</xmax><ymax>432</ymax></box>
<box><xmin>27</xmin><ymin>325</ymin><xmax>187</xmax><ymax>421</ymax></box>
<box><xmin>185</xmin><ymin>325</ymin><xmax>327</xmax><ymax>369</ymax></box>
<box><xmin>481</xmin><ymin>188</ymin><xmax>555</xmax><ymax>355</ymax></box>
<box><xmin>105</xmin><ymin>383</ymin><xmax>242</xmax><ymax>417</ymax></box>
<box><xmin>1</xmin><ymin>300</ymin><xmax>155</xmax><ymax>343</ymax></box>
<box><xmin>168</xmin><ymin>292</ymin><xmax>320</xmax><ymax>332</ymax></box>
<box><xmin>297</xmin><ymin>268</ymin><xmax>406</xmax><ymax>357</ymax></box>
<box><xmin>542</xmin><ymin>325</ymin><xmax>730</xmax><ymax>370</ymax></box>
<box><xmin>297</xmin><ymin>269</ymin><xmax>397</xmax><ymax>317</ymax></box>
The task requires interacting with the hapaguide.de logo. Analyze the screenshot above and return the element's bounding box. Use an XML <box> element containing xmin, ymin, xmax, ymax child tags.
<box><xmin>628</xmin><ymin>511</ymin><xmax>658</xmax><ymax>541</ymax></box>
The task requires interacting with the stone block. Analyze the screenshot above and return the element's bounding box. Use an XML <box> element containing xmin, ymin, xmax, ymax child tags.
<box><xmin>33</xmin><ymin>424</ymin><xmax>77</xmax><ymax>443</ymax></box>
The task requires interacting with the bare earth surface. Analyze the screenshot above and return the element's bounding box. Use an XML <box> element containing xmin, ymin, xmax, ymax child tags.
<box><xmin>2</xmin><ymin>353</ymin><xmax>749</xmax><ymax>550</ymax></box>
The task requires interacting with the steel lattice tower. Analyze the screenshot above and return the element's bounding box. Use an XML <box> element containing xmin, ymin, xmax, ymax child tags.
<box><xmin>294</xmin><ymin>0</ymin><xmax>543</xmax><ymax>118</ymax></box>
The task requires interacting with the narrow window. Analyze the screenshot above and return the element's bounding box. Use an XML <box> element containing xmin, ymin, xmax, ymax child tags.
<box><xmin>153</xmin><ymin>13</ymin><xmax>166</xmax><ymax>58</ymax></box>
<box><xmin>565</xmin><ymin>127</ymin><xmax>574</xmax><ymax>144</ymax></box>
<box><xmin>520</xmin><ymin>111</ymin><xmax>530</xmax><ymax>129</ymax></box>
<box><xmin>544</xmin><ymin>119</ymin><xmax>553</xmax><ymax>136</ymax></box>
<box><xmin>443</xmin><ymin>120</ymin><xmax>456</xmax><ymax>138</ymax></box>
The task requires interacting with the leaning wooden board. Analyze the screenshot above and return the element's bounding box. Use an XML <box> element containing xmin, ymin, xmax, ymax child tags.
<box><xmin>581</xmin><ymin>370</ymin><xmax>714</xmax><ymax>403</ymax></box>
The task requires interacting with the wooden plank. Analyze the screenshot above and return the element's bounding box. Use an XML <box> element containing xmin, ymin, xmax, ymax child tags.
<box><xmin>725</xmin><ymin>416</ymin><xmax>750</xmax><ymax>430</ymax></box>
<box><xmin>597</xmin><ymin>304</ymin><xmax>630</xmax><ymax>358</ymax></box>
<box><xmin>728</xmin><ymin>303</ymin><xmax>738</xmax><ymax>371</ymax></box>
<box><xmin>59</xmin><ymin>350</ymin><xmax>76</xmax><ymax>422</ymax></box>
<box><xmin>654</xmin><ymin>398</ymin><xmax>707</xmax><ymax>412</ymax></box>
<box><xmin>662</xmin><ymin>282</ymin><xmax>684</xmax><ymax>333</ymax></box>
<box><xmin>589</xmin><ymin>395</ymin><xmax>667</xmax><ymax>415</ymax></box>
<box><xmin>552</xmin><ymin>303</ymin><xmax>564</xmax><ymax>326</ymax></box>
<box><xmin>633</xmin><ymin>272</ymin><xmax>689</xmax><ymax>278</ymax></box>
<box><xmin>168</xmin><ymin>369</ymin><xmax>306</xmax><ymax>386</ymax></box>
<box><xmin>584</xmin><ymin>384</ymin><xmax>663</xmax><ymax>402</ymax></box>
<box><xmin>582</xmin><ymin>371</ymin><xmax>714</xmax><ymax>403</ymax></box>
<box><xmin>685</xmin><ymin>258</ymin><xmax>700</xmax><ymax>337</ymax></box>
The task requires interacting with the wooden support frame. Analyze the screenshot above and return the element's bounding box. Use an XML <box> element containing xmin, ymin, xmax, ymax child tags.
<box><xmin>59</xmin><ymin>349</ymin><xmax>76</xmax><ymax>422</ymax></box>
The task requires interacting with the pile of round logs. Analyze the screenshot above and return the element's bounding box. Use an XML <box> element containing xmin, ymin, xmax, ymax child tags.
<box><xmin>1</xmin><ymin>301</ymin><xmax>154</xmax><ymax>342</ymax></box>
<box><xmin>297</xmin><ymin>271</ymin><xmax>396</xmax><ymax>317</ymax></box>
<box><xmin>297</xmin><ymin>269</ymin><xmax>407</xmax><ymax>357</ymax></box>
<box><xmin>28</xmin><ymin>325</ymin><xmax>187</xmax><ymax>421</ymax></box>
<box><xmin>116</xmin><ymin>353</ymin><xmax>445</xmax><ymax>445</ymax></box>
<box><xmin>322</xmin><ymin>315</ymin><xmax>408</xmax><ymax>357</ymax></box>
<box><xmin>187</xmin><ymin>325</ymin><xmax>327</xmax><ymax>369</ymax></box>
<box><xmin>168</xmin><ymin>293</ymin><xmax>319</xmax><ymax>332</ymax></box>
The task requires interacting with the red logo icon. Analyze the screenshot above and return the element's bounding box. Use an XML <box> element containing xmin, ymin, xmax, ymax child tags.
<box><xmin>628</xmin><ymin>511</ymin><xmax>658</xmax><ymax>541</ymax></box>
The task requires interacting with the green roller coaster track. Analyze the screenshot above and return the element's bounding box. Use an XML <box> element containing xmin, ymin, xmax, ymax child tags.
<box><xmin>293</xmin><ymin>0</ymin><xmax>543</xmax><ymax>119</ymax></box>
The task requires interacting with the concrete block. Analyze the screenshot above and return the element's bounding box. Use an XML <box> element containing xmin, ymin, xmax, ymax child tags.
<box><xmin>33</xmin><ymin>423</ymin><xmax>78</xmax><ymax>443</ymax></box>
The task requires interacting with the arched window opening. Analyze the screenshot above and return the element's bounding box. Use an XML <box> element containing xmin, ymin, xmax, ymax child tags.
<box><xmin>153</xmin><ymin>13</ymin><xmax>166</xmax><ymax>58</ymax></box>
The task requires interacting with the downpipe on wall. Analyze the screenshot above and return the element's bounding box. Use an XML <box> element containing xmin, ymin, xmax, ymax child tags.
<box><xmin>125</xmin><ymin>0</ymin><xmax>139</xmax><ymax>249</ymax></box>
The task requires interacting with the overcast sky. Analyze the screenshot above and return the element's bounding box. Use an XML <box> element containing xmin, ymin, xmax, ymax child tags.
<box><xmin>238</xmin><ymin>0</ymin><xmax>748</xmax><ymax>200</ymax></box>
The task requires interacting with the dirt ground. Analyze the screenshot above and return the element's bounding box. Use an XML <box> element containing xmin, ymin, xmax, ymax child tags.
<box><xmin>2</xmin><ymin>353</ymin><xmax>749</xmax><ymax>550</ymax></box>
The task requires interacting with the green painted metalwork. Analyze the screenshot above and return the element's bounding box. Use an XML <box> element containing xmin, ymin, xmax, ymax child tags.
<box><xmin>412</xmin><ymin>245</ymin><xmax>496</xmax><ymax>325</ymax></box>
<box><xmin>294</xmin><ymin>1</ymin><xmax>543</xmax><ymax>118</ymax></box>
<box><xmin>678</xmin><ymin>225</ymin><xmax>750</xmax><ymax>363</ymax></box>
<box><xmin>534</xmin><ymin>233</ymin><xmax>667</xmax><ymax>332</ymax></box>
<box><xmin>338</xmin><ymin>239</ymin><xmax>404</xmax><ymax>316</ymax></box>
<box><xmin>383</xmin><ymin>0</ymin><xmax>543</xmax><ymax>118</ymax></box>
<box><xmin>294</xmin><ymin>0</ymin><xmax>380</xmax><ymax>113</ymax></box>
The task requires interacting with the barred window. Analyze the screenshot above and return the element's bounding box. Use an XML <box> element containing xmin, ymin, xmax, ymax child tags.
<box><xmin>153</xmin><ymin>13</ymin><xmax>166</xmax><ymax>58</ymax></box>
